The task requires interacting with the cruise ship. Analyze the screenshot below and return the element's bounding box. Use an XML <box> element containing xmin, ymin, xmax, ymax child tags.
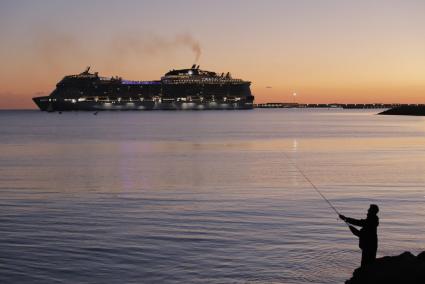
<box><xmin>33</xmin><ymin>65</ymin><xmax>254</xmax><ymax>111</ymax></box>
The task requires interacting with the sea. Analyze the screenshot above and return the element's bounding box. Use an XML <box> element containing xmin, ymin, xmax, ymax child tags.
<box><xmin>0</xmin><ymin>109</ymin><xmax>424</xmax><ymax>283</ymax></box>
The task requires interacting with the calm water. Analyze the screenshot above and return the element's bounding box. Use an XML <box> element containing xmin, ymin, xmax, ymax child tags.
<box><xmin>0</xmin><ymin>109</ymin><xmax>424</xmax><ymax>283</ymax></box>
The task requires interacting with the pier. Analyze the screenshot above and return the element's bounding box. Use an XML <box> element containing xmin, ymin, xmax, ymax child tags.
<box><xmin>254</xmin><ymin>103</ymin><xmax>424</xmax><ymax>109</ymax></box>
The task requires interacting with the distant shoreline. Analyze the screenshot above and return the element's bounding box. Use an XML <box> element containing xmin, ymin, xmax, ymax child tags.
<box><xmin>254</xmin><ymin>103</ymin><xmax>424</xmax><ymax>109</ymax></box>
<box><xmin>0</xmin><ymin>103</ymin><xmax>423</xmax><ymax>111</ymax></box>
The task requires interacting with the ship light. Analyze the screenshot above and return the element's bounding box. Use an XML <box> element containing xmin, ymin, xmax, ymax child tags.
<box><xmin>71</xmin><ymin>99</ymin><xmax>76</xmax><ymax>103</ymax></box>
<box><xmin>78</xmin><ymin>98</ymin><xmax>86</xmax><ymax>102</ymax></box>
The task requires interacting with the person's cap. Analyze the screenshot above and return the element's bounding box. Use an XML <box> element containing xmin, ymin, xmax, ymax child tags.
<box><xmin>369</xmin><ymin>204</ymin><xmax>379</xmax><ymax>214</ymax></box>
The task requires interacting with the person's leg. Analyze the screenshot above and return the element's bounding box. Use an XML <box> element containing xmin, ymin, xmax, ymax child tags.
<box><xmin>361</xmin><ymin>249</ymin><xmax>368</xmax><ymax>268</ymax></box>
<box><xmin>371</xmin><ymin>246</ymin><xmax>377</xmax><ymax>261</ymax></box>
<box><xmin>361</xmin><ymin>248</ymin><xmax>376</xmax><ymax>268</ymax></box>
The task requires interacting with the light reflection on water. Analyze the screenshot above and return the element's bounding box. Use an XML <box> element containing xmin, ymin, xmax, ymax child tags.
<box><xmin>0</xmin><ymin>109</ymin><xmax>424</xmax><ymax>283</ymax></box>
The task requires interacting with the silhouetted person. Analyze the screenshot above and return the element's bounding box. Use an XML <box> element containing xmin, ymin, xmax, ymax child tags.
<box><xmin>339</xmin><ymin>204</ymin><xmax>379</xmax><ymax>268</ymax></box>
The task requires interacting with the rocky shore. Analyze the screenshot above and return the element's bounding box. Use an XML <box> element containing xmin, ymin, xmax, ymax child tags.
<box><xmin>379</xmin><ymin>105</ymin><xmax>425</xmax><ymax>116</ymax></box>
<box><xmin>346</xmin><ymin>251</ymin><xmax>425</xmax><ymax>284</ymax></box>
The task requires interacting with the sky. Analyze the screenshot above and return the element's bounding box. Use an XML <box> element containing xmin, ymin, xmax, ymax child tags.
<box><xmin>0</xmin><ymin>0</ymin><xmax>424</xmax><ymax>108</ymax></box>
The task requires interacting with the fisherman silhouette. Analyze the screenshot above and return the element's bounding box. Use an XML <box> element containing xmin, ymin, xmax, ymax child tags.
<box><xmin>339</xmin><ymin>204</ymin><xmax>379</xmax><ymax>268</ymax></box>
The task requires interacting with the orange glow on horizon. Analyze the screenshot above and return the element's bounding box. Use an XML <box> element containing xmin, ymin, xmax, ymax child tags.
<box><xmin>1</xmin><ymin>0</ymin><xmax>424</xmax><ymax>109</ymax></box>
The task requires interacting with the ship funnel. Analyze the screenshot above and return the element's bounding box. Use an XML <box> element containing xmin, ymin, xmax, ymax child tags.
<box><xmin>196</xmin><ymin>65</ymin><xmax>200</xmax><ymax>69</ymax></box>
<box><xmin>191</xmin><ymin>64</ymin><xmax>196</xmax><ymax>69</ymax></box>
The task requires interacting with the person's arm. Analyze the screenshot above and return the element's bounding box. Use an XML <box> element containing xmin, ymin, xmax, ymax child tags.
<box><xmin>339</xmin><ymin>215</ymin><xmax>365</xmax><ymax>227</ymax></box>
<box><xmin>349</xmin><ymin>225</ymin><xmax>360</xmax><ymax>237</ymax></box>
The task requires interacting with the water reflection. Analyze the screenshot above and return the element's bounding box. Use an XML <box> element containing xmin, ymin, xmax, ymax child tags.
<box><xmin>292</xmin><ymin>139</ymin><xmax>298</xmax><ymax>152</ymax></box>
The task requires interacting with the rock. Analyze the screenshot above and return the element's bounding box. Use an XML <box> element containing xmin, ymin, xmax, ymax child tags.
<box><xmin>345</xmin><ymin>251</ymin><xmax>425</xmax><ymax>284</ymax></box>
<box><xmin>379</xmin><ymin>105</ymin><xmax>425</xmax><ymax>116</ymax></box>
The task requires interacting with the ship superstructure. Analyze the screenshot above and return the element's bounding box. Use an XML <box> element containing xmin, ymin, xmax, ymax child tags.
<box><xmin>33</xmin><ymin>65</ymin><xmax>254</xmax><ymax>111</ymax></box>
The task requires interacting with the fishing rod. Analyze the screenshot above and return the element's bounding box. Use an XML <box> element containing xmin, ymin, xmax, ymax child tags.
<box><xmin>282</xmin><ymin>151</ymin><xmax>349</xmax><ymax>226</ymax></box>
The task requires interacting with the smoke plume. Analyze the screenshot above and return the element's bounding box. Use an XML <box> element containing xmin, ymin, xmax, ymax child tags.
<box><xmin>32</xmin><ymin>31</ymin><xmax>86</xmax><ymax>73</ymax></box>
<box><xmin>174</xmin><ymin>34</ymin><xmax>201</xmax><ymax>63</ymax></box>
<box><xmin>113</xmin><ymin>33</ymin><xmax>202</xmax><ymax>63</ymax></box>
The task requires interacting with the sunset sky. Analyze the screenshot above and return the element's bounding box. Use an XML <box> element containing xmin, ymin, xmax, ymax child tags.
<box><xmin>1</xmin><ymin>0</ymin><xmax>424</xmax><ymax>108</ymax></box>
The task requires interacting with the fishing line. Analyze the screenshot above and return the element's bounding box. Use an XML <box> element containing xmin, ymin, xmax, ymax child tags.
<box><xmin>282</xmin><ymin>151</ymin><xmax>349</xmax><ymax>226</ymax></box>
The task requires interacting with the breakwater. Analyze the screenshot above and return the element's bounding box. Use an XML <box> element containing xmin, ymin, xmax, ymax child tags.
<box><xmin>254</xmin><ymin>103</ymin><xmax>423</xmax><ymax>109</ymax></box>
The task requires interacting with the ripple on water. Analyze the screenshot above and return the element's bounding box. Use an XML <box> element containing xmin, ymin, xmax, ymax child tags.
<box><xmin>1</xmin><ymin>110</ymin><xmax>425</xmax><ymax>283</ymax></box>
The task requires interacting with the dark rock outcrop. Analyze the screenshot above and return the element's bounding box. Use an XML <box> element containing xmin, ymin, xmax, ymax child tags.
<box><xmin>379</xmin><ymin>105</ymin><xmax>425</xmax><ymax>116</ymax></box>
<box><xmin>346</xmin><ymin>251</ymin><xmax>425</xmax><ymax>284</ymax></box>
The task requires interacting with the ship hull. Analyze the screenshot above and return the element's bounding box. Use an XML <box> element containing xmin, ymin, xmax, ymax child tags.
<box><xmin>33</xmin><ymin>96</ymin><xmax>253</xmax><ymax>111</ymax></box>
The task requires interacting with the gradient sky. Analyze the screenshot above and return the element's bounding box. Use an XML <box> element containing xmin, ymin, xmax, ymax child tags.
<box><xmin>1</xmin><ymin>0</ymin><xmax>424</xmax><ymax>108</ymax></box>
